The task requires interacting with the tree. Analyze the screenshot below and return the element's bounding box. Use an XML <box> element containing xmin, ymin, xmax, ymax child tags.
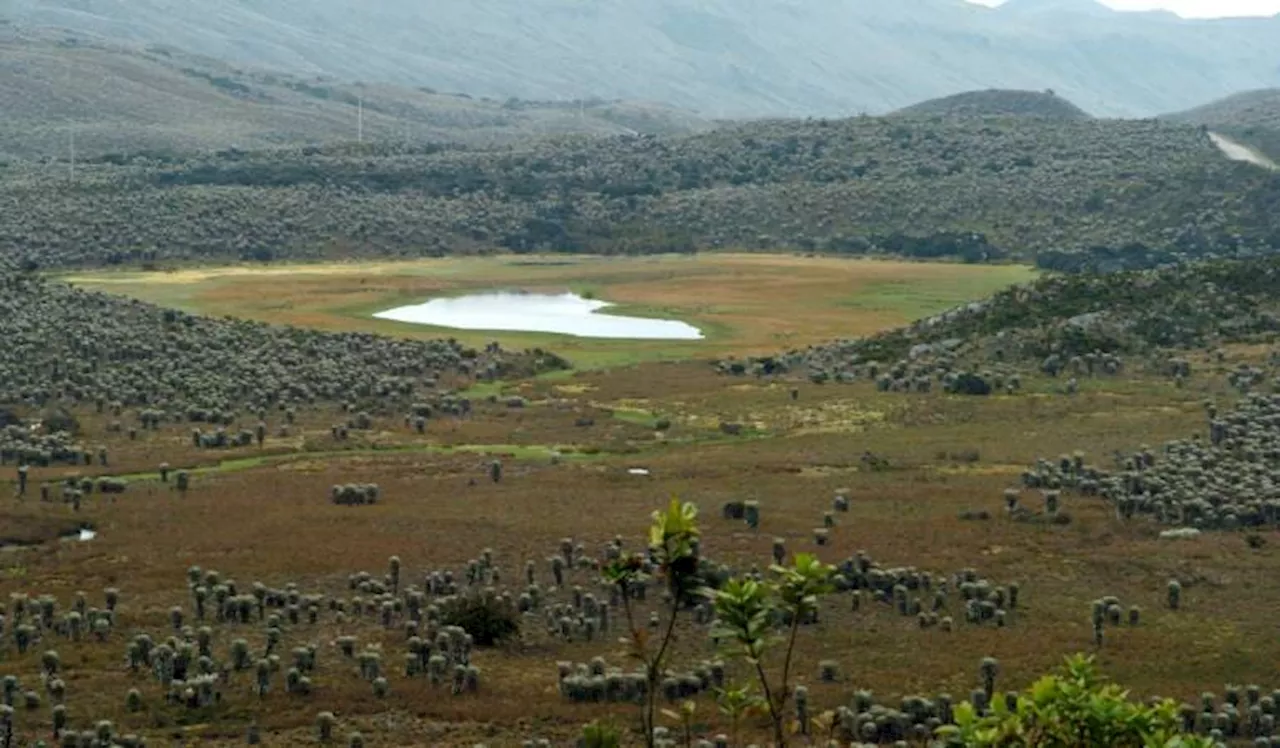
<box><xmin>705</xmin><ymin>552</ymin><xmax>835</xmax><ymax>747</ymax></box>
<box><xmin>937</xmin><ymin>655</ymin><xmax>1214</xmax><ymax>748</ymax></box>
<box><xmin>603</xmin><ymin>498</ymin><xmax>701</xmax><ymax>748</ymax></box>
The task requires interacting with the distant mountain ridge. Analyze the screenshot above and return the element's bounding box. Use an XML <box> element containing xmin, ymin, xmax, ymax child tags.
<box><xmin>4</xmin><ymin>0</ymin><xmax>1278</xmax><ymax>118</ymax></box>
<box><xmin>0</xmin><ymin>27</ymin><xmax>711</xmax><ymax>160</ymax></box>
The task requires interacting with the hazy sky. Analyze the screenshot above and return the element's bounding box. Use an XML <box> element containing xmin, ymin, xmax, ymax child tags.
<box><xmin>967</xmin><ymin>0</ymin><xmax>1280</xmax><ymax>16</ymax></box>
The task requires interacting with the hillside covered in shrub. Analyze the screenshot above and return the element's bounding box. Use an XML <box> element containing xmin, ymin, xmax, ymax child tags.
<box><xmin>0</xmin><ymin>272</ymin><xmax>567</xmax><ymax>420</ymax></box>
<box><xmin>4</xmin><ymin>115</ymin><xmax>1278</xmax><ymax>272</ymax></box>
<box><xmin>721</xmin><ymin>256</ymin><xmax>1280</xmax><ymax>381</ymax></box>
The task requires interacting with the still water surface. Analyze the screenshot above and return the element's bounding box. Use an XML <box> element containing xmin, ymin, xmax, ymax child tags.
<box><xmin>374</xmin><ymin>292</ymin><xmax>703</xmax><ymax>340</ymax></box>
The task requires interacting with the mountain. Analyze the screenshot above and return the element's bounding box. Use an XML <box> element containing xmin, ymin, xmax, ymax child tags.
<box><xmin>0</xmin><ymin>27</ymin><xmax>711</xmax><ymax>160</ymax></box>
<box><xmin>997</xmin><ymin>0</ymin><xmax>1112</xmax><ymax>15</ymax></box>
<box><xmin>1165</xmin><ymin>89</ymin><xmax>1280</xmax><ymax>160</ymax></box>
<box><xmin>4</xmin><ymin>0</ymin><xmax>1278</xmax><ymax>119</ymax></box>
<box><xmin>892</xmin><ymin>89</ymin><xmax>1092</xmax><ymax>119</ymax></box>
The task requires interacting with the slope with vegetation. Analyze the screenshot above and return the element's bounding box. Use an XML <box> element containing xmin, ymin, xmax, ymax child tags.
<box><xmin>1165</xmin><ymin>88</ymin><xmax>1280</xmax><ymax>162</ymax></box>
<box><xmin>0</xmin><ymin>28</ymin><xmax>710</xmax><ymax>161</ymax></box>
<box><xmin>5</xmin><ymin>0</ymin><xmax>1279</xmax><ymax>117</ymax></box>
<box><xmin>4</xmin><ymin>115</ymin><xmax>1278</xmax><ymax>272</ymax></box>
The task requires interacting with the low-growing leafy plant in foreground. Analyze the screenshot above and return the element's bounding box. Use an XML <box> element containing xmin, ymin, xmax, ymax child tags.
<box><xmin>938</xmin><ymin>655</ymin><xmax>1214</xmax><ymax>748</ymax></box>
<box><xmin>705</xmin><ymin>553</ymin><xmax>835</xmax><ymax>747</ymax></box>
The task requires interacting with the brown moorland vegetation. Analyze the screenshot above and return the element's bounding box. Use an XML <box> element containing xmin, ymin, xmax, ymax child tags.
<box><xmin>2</xmin><ymin>339</ymin><xmax>1278</xmax><ymax>746</ymax></box>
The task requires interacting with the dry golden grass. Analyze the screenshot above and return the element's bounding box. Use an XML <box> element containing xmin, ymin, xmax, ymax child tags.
<box><xmin>65</xmin><ymin>255</ymin><xmax>1035</xmax><ymax>368</ymax></box>
<box><xmin>2</xmin><ymin>355</ymin><xmax>1277</xmax><ymax>746</ymax></box>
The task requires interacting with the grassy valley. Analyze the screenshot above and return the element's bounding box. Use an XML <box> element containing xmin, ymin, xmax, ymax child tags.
<box><xmin>64</xmin><ymin>255</ymin><xmax>1036</xmax><ymax>369</ymax></box>
<box><xmin>2</xmin><ymin>24</ymin><xmax>1280</xmax><ymax>748</ymax></box>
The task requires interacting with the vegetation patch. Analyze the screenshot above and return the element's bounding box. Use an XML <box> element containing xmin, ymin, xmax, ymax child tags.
<box><xmin>8</xmin><ymin>116</ymin><xmax>1277</xmax><ymax>274</ymax></box>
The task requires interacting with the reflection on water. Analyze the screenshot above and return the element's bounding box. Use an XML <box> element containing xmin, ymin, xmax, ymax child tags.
<box><xmin>374</xmin><ymin>292</ymin><xmax>703</xmax><ymax>340</ymax></box>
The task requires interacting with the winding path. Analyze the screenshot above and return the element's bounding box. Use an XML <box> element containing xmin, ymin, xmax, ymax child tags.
<box><xmin>1209</xmin><ymin>131</ymin><xmax>1278</xmax><ymax>171</ymax></box>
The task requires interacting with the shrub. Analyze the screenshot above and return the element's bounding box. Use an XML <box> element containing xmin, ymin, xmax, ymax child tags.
<box><xmin>938</xmin><ymin>655</ymin><xmax>1214</xmax><ymax>747</ymax></box>
<box><xmin>580</xmin><ymin>720</ymin><xmax>623</xmax><ymax>748</ymax></box>
<box><xmin>40</xmin><ymin>407</ymin><xmax>80</xmax><ymax>436</ymax></box>
<box><xmin>950</xmin><ymin>373</ymin><xmax>993</xmax><ymax>396</ymax></box>
<box><xmin>437</xmin><ymin>591</ymin><xmax>519</xmax><ymax>646</ymax></box>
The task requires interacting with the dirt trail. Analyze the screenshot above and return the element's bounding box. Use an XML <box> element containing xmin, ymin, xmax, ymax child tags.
<box><xmin>1209</xmin><ymin>131</ymin><xmax>1278</xmax><ymax>171</ymax></box>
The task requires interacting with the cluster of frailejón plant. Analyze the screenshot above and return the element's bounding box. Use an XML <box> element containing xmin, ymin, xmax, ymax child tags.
<box><xmin>1017</xmin><ymin>393</ymin><xmax>1280</xmax><ymax>532</ymax></box>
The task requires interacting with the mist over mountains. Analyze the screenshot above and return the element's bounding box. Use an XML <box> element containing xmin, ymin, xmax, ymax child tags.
<box><xmin>5</xmin><ymin>0</ymin><xmax>1279</xmax><ymax>118</ymax></box>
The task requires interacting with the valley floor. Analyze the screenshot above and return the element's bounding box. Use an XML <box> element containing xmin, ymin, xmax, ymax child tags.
<box><xmin>2</xmin><ymin>334</ymin><xmax>1277</xmax><ymax>745</ymax></box>
<box><xmin>64</xmin><ymin>254</ymin><xmax>1035</xmax><ymax>369</ymax></box>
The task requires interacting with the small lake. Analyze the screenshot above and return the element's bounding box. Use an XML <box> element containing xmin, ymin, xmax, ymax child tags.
<box><xmin>374</xmin><ymin>292</ymin><xmax>703</xmax><ymax>340</ymax></box>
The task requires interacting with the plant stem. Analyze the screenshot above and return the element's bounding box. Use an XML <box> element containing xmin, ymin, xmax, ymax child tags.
<box><xmin>769</xmin><ymin>612</ymin><xmax>804</xmax><ymax>748</ymax></box>
<box><xmin>618</xmin><ymin>586</ymin><xmax>654</xmax><ymax>748</ymax></box>
<box><xmin>646</xmin><ymin>595</ymin><xmax>681</xmax><ymax>748</ymax></box>
<box><xmin>754</xmin><ymin>659</ymin><xmax>784</xmax><ymax>747</ymax></box>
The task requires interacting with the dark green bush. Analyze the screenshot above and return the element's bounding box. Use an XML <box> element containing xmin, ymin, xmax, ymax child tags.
<box><xmin>437</xmin><ymin>592</ymin><xmax>519</xmax><ymax>646</ymax></box>
<box><xmin>39</xmin><ymin>408</ymin><xmax>80</xmax><ymax>436</ymax></box>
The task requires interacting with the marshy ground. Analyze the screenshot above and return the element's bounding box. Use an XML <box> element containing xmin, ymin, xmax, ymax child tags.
<box><xmin>65</xmin><ymin>254</ymin><xmax>1034</xmax><ymax>368</ymax></box>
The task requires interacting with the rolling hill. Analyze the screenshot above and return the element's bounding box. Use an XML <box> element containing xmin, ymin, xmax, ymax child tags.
<box><xmin>4</xmin><ymin>0</ymin><xmax>1279</xmax><ymax>119</ymax></box>
<box><xmin>892</xmin><ymin>89</ymin><xmax>1092</xmax><ymax>120</ymax></box>
<box><xmin>0</xmin><ymin>27</ymin><xmax>711</xmax><ymax>160</ymax></box>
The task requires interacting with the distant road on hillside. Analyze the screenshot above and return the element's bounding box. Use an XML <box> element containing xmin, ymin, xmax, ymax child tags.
<box><xmin>1209</xmin><ymin>132</ymin><xmax>1279</xmax><ymax>171</ymax></box>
